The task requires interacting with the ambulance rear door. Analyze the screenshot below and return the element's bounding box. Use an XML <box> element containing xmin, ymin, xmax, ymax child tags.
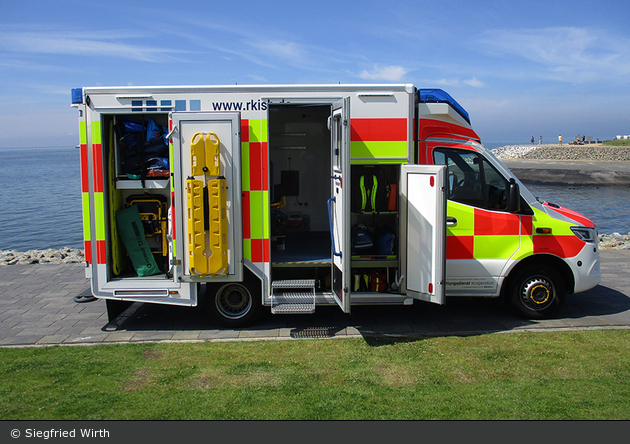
<box><xmin>170</xmin><ymin>111</ymin><xmax>243</xmax><ymax>284</ymax></box>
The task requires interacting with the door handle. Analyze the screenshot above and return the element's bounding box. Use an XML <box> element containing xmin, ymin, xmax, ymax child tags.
<box><xmin>447</xmin><ymin>217</ymin><xmax>457</xmax><ymax>226</ymax></box>
<box><xmin>327</xmin><ymin>197</ymin><xmax>342</xmax><ymax>258</ymax></box>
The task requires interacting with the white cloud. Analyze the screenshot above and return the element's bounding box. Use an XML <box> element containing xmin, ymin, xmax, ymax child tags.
<box><xmin>464</xmin><ymin>77</ymin><xmax>484</xmax><ymax>87</ymax></box>
<box><xmin>0</xmin><ymin>30</ymin><xmax>177</xmax><ymax>62</ymax></box>
<box><xmin>477</xmin><ymin>27</ymin><xmax>630</xmax><ymax>83</ymax></box>
<box><xmin>359</xmin><ymin>65</ymin><xmax>408</xmax><ymax>81</ymax></box>
<box><xmin>248</xmin><ymin>39</ymin><xmax>304</xmax><ymax>61</ymax></box>
<box><xmin>432</xmin><ymin>77</ymin><xmax>484</xmax><ymax>88</ymax></box>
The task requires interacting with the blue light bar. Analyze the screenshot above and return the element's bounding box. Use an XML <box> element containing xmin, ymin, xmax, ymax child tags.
<box><xmin>71</xmin><ymin>88</ymin><xmax>83</xmax><ymax>104</ymax></box>
<box><xmin>418</xmin><ymin>89</ymin><xmax>470</xmax><ymax>124</ymax></box>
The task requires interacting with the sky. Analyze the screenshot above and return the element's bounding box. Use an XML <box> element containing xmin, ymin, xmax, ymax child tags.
<box><xmin>1</xmin><ymin>0</ymin><xmax>629</xmax><ymax>149</ymax></box>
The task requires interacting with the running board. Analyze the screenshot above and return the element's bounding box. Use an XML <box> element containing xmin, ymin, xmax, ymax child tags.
<box><xmin>271</xmin><ymin>279</ymin><xmax>316</xmax><ymax>314</ymax></box>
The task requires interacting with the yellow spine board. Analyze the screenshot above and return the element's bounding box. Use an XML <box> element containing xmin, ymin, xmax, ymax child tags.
<box><xmin>190</xmin><ymin>132</ymin><xmax>221</xmax><ymax>177</ymax></box>
<box><xmin>186</xmin><ymin>131</ymin><xmax>227</xmax><ymax>277</ymax></box>
<box><xmin>190</xmin><ymin>133</ymin><xmax>205</xmax><ymax>176</ymax></box>
<box><xmin>205</xmin><ymin>133</ymin><xmax>221</xmax><ymax>177</ymax></box>
<box><xmin>186</xmin><ymin>179</ymin><xmax>208</xmax><ymax>275</ymax></box>
<box><xmin>207</xmin><ymin>178</ymin><xmax>228</xmax><ymax>275</ymax></box>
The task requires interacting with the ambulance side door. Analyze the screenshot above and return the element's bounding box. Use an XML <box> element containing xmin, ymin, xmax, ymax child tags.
<box><xmin>328</xmin><ymin>98</ymin><xmax>352</xmax><ymax>313</ymax></box>
<box><xmin>399</xmin><ymin>164</ymin><xmax>447</xmax><ymax>304</ymax></box>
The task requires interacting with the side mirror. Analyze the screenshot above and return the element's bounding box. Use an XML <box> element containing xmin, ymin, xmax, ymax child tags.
<box><xmin>508</xmin><ymin>178</ymin><xmax>521</xmax><ymax>213</ymax></box>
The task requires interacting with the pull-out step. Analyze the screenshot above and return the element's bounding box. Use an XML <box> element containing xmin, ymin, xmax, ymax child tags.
<box><xmin>271</xmin><ymin>279</ymin><xmax>316</xmax><ymax>314</ymax></box>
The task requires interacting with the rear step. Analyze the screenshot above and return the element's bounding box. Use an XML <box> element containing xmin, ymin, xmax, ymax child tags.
<box><xmin>271</xmin><ymin>279</ymin><xmax>316</xmax><ymax>314</ymax></box>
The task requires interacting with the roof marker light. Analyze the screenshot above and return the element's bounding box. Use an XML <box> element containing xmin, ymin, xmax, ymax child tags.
<box><xmin>71</xmin><ymin>88</ymin><xmax>83</xmax><ymax>104</ymax></box>
<box><xmin>419</xmin><ymin>88</ymin><xmax>470</xmax><ymax>124</ymax></box>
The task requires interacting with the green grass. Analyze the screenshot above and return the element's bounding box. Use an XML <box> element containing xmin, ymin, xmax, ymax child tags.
<box><xmin>2</xmin><ymin>330</ymin><xmax>630</xmax><ymax>420</ymax></box>
<box><xmin>603</xmin><ymin>139</ymin><xmax>630</xmax><ymax>146</ymax></box>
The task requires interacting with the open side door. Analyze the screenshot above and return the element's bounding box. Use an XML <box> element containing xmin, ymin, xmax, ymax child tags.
<box><xmin>328</xmin><ymin>98</ymin><xmax>351</xmax><ymax>313</ymax></box>
<box><xmin>170</xmin><ymin>112</ymin><xmax>243</xmax><ymax>283</ymax></box>
<box><xmin>399</xmin><ymin>164</ymin><xmax>446</xmax><ymax>304</ymax></box>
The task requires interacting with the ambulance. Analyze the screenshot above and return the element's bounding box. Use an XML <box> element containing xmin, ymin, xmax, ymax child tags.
<box><xmin>71</xmin><ymin>84</ymin><xmax>601</xmax><ymax>327</ymax></box>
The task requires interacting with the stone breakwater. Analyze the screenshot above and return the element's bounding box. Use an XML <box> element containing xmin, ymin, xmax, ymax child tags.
<box><xmin>1</xmin><ymin>233</ymin><xmax>628</xmax><ymax>266</ymax></box>
<box><xmin>598</xmin><ymin>233</ymin><xmax>630</xmax><ymax>251</ymax></box>
<box><xmin>492</xmin><ymin>144</ymin><xmax>630</xmax><ymax>161</ymax></box>
<box><xmin>0</xmin><ymin>248</ymin><xmax>85</xmax><ymax>266</ymax></box>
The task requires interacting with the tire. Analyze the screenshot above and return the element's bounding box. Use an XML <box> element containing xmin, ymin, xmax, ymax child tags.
<box><xmin>509</xmin><ymin>265</ymin><xmax>565</xmax><ymax>319</ymax></box>
<box><xmin>204</xmin><ymin>278</ymin><xmax>261</xmax><ymax>328</ymax></box>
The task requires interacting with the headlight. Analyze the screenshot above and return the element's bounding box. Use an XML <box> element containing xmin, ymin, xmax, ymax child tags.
<box><xmin>571</xmin><ymin>226</ymin><xmax>597</xmax><ymax>243</ymax></box>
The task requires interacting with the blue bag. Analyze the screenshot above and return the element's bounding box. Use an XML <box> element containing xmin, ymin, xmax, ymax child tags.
<box><xmin>378</xmin><ymin>231</ymin><xmax>396</xmax><ymax>255</ymax></box>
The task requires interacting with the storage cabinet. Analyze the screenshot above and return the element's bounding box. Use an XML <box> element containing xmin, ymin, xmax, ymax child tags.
<box><xmin>103</xmin><ymin>113</ymin><xmax>171</xmax><ymax>277</ymax></box>
<box><xmin>350</xmin><ymin>164</ymin><xmax>400</xmax><ymax>292</ymax></box>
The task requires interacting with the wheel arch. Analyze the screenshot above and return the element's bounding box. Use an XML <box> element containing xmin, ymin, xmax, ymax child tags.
<box><xmin>201</xmin><ymin>266</ymin><xmax>263</xmax><ymax>327</ymax></box>
<box><xmin>502</xmin><ymin>254</ymin><xmax>575</xmax><ymax>300</ymax></box>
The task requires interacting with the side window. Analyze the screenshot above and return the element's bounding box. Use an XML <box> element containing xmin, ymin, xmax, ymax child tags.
<box><xmin>434</xmin><ymin>148</ymin><xmax>508</xmax><ymax>211</ymax></box>
<box><xmin>481</xmin><ymin>157</ymin><xmax>508</xmax><ymax>210</ymax></box>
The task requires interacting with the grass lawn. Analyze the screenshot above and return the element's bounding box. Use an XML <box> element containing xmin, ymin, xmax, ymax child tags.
<box><xmin>603</xmin><ymin>139</ymin><xmax>630</xmax><ymax>147</ymax></box>
<box><xmin>1</xmin><ymin>329</ymin><xmax>629</xmax><ymax>420</ymax></box>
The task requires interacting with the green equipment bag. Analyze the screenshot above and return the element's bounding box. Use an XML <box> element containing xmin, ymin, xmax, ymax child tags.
<box><xmin>115</xmin><ymin>204</ymin><xmax>161</xmax><ymax>276</ymax></box>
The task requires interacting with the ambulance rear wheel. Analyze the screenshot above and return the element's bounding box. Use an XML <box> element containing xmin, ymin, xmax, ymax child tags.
<box><xmin>205</xmin><ymin>278</ymin><xmax>261</xmax><ymax>328</ymax></box>
<box><xmin>510</xmin><ymin>266</ymin><xmax>565</xmax><ymax>319</ymax></box>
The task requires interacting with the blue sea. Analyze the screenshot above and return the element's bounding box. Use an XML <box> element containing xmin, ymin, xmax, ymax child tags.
<box><xmin>0</xmin><ymin>146</ymin><xmax>83</xmax><ymax>251</ymax></box>
<box><xmin>0</xmin><ymin>145</ymin><xmax>628</xmax><ymax>252</ymax></box>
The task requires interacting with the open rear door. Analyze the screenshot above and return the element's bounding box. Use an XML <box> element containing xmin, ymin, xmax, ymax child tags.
<box><xmin>328</xmin><ymin>98</ymin><xmax>351</xmax><ymax>313</ymax></box>
<box><xmin>170</xmin><ymin>112</ymin><xmax>243</xmax><ymax>283</ymax></box>
<box><xmin>399</xmin><ymin>164</ymin><xmax>446</xmax><ymax>304</ymax></box>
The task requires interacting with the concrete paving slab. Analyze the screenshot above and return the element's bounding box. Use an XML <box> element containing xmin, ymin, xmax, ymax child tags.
<box><xmin>1</xmin><ymin>250</ymin><xmax>630</xmax><ymax>347</ymax></box>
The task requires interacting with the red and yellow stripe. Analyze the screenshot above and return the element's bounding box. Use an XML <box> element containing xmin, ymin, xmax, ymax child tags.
<box><xmin>241</xmin><ymin>118</ymin><xmax>270</xmax><ymax>264</ymax></box>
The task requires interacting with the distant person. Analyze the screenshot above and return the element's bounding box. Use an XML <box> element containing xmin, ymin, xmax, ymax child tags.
<box><xmin>539</xmin><ymin>136</ymin><xmax>543</xmax><ymax>145</ymax></box>
<box><xmin>531</xmin><ymin>135</ymin><xmax>534</xmax><ymax>144</ymax></box>
<box><xmin>558</xmin><ymin>134</ymin><xmax>562</xmax><ymax>145</ymax></box>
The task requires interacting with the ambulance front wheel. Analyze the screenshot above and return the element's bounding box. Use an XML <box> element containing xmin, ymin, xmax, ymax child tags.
<box><xmin>205</xmin><ymin>277</ymin><xmax>261</xmax><ymax>328</ymax></box>
<box><xmin>509</xmin><ymin>265</ymin><xmax>565</xmax><ymax>319</ymax></box>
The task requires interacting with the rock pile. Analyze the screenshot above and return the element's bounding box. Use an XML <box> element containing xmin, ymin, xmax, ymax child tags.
<box><xmin>492</xmin><ymin>145</ymin><xmax>540</xmax><ymax>159</ymax></box>
<box><xmin>492</xmin><ymin>144</ymin><xmax>630</xmax><ymax>161</ymax></box>
<box><xmin>1</xmin><ymin>233</ymin><xmax>628</xmax><ymax>266</ymax></box>
<box><xmin>0</xmin><ymin>248</ymin><xmax>85</xmax><ymax>265</ymax></box>
<box><xmin>599</xmin><ymin>233</ymin><xmax>630</xmax><ymax>251</ymax></box>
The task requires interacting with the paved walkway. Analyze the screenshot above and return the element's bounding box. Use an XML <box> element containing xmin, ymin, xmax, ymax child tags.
<box><xmin>1</xmin><ymin>250</ymin><xmax>629</xmax><ymax>347</ymax></box>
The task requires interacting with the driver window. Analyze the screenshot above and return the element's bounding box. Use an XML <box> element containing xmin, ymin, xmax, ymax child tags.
<box><xmin>434</xmin><ymin>148</ymin><xmax>508</xmax><ymax>211</ymax></box>
<box><xmin>482</xmin><ymin>157</ymin><xmax>508</xmax><ymax>210</ymax></box>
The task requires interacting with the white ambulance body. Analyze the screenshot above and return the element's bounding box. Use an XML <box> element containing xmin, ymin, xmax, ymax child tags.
<box><xmin>71</xmin><ymin>84</ymin><xmax>600</xmax><ymax>327</ymax></box>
